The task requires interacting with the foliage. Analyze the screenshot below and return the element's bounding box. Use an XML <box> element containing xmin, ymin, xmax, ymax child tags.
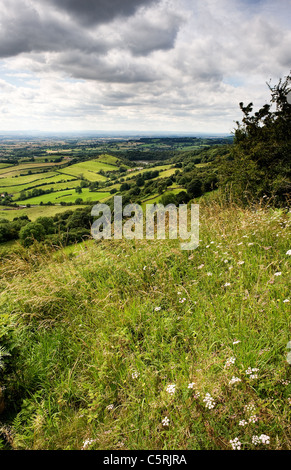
<box><xmin>218</xmin><ymin>73</ymin><xmax>291</xmax><ymax>205</ymax></box>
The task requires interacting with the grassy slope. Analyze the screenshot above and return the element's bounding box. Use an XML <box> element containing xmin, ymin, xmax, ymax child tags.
<box><xmin>0</xmin><ymin>199</ymin><xmax>290</xmax><ymax>450</ymax></box>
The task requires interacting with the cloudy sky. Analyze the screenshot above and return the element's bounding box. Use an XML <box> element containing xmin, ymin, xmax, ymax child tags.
<box><xmin>0</xmin><ymin>0</ymin><xmax>290</xmax><ymax>134</ymax></box>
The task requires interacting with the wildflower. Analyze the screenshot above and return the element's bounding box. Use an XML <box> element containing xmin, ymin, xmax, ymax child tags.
<box><xmin>248</xmin><ymin>415</ymin><xmax>258</xmax><ymax>423</ymax></box>
<box><xmin>238</xmin><ymin>261</ymin><xmax>245</xmax><ymax>265</ymax></box>
<box><xmin>81</xmin><ymin>438</ymin><xmax>97</xmax><ymax>450</ymax></box>
<box><xmin>244</xmin><ymin>403</ymin><xmax>255</xmax><ymax>414</ymax></box>
<box><xmin>179</xmin><ymin>298</ymin><xmax>186</xmax><ymax>303</ymax></box>
<box><xmin>224</xmin><ymin>259</ymin><xmax>229</xmax><ymax>263</ymax></box>
<box><xmin>188</xmin><ymin>382</ymin><xmax>195</xmax><ymax>389</ymax></box>
<box><xmin>198</xmin><ymin>264</ymin><xmax>204</xmax><ymax>269</ymax></box>
<box><xmin>229</xmin><ymin>376</ymin><xmax>241</xmax><ymax>385</ymax></box>
<box><xmin>131</xmin><ymin>371</ymin><xmax>139</xmax><ymax>379</ymax></box>
<box><xmin>166</xmin><ymin>384</ymin><xmax>176</xmax><ymax>395</ymax></box>
<box><xmin>106</xmin><ymin>404</ymin><xmax>114</xmax><ymax>410</ymax></box>
<box><xmin>252</xmin><ymin>434</ymin><xmax>270</xmax><ymax>445</ymax></box>
<box><xmin>283</xmin><ymin>299</ymin><xmax>290</xmax><ymax>303</ymax></box>
<box><xmin>260</xmin><ymin>434</ymin><xmax>270</xmax><ymax>444</ymax></box>
<box><xmin>252</xmin><ymin>436</ymin><xmax>260</xmax><ymax>446</ymax></box>
<box><xmin>224</xmin><ymin>282</ymin><xmax>231</xmax><ymax>287</ymax></box>
<box><xmin>274</xmin><ymin>272</ymin><xmax>282</xmax><ymax>276</ymax></box>
<box><xmin>162</xmin><ymin>416</ymin><xmax>170</xmax><ymax>427</ymax></box>
<box><xmin>155</xmin><ymin>307</ymin><xmax>161</xmax><ymax>311</ymax></box>
<box><xmin>286</xmin><ymin>250</ymin><xmax>291</xmax><ymax>255</ymax></box>
<box><xmin>230</xmin><ymin>437</ymin><xmax>241</xmax><ymax>450</ymax></box>
<box><xmin>239</xmin><ymin>420</ymin><xmax>248</xmax><ymax>426</ymax></box>
<box><xmin>203</xmin><ymin>393</ymin><xmax>215</xmax><ymax>409</ymax></box>
<box><xmin>248</xmin><ymin>242</ymin><xmax>254</xmax><ymax>246</ymax></box>
<box><xmin>193</xmin><ymin>392</ymin><xmax>200</xmax><ymax>399</ymax></box>
<box><xmin>245</xmin><ymin>367</ymin><xmax>259</xmax><ymax>376</ymax></box>
<box><xmin>143</xmin><ymin>266</ymin><xmax>147</xmax><ymax>270</ymax></box>
<box><xmin>233</xmin><ymin>340</ymin><xmax>241</xmax><ymax>345</ymax></box>
<box><xmin>207</xmin><ymin>272</ymin><xmax>213</xmax><ymax>276</ymax></box>
<box><xmin>225</xmin><ymin>357</ymin><xmax>236</xmax><ymax>368</ymax></box>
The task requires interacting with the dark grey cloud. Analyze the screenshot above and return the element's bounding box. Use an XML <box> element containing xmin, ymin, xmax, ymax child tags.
<box><xmin>42</xmin><ymin>0</ymin><xmax>157</xmax><ymax>26</ymax></box>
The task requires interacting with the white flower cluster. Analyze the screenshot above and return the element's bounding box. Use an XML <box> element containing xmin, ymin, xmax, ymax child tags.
<box><xmin>252</xmin><ymin>434</ymin><xmax>270</xmax><ymax>445</ymax></box>
<box><xmin>203</xmin><ymin>393</ymin><xmax>215</xmax><ymax>409</ymax></box>
<box><xmin>229</xmin><ymin>376</ymin><xmax>241</xmax><ymax>385</ymax></box>
<box><xmin>225</xmin><ymin>356</ymin><xmax>236</xmax><ymax>368</ymax></box>
<box><xmin>286</xmin><ymin>250</ymin><xmax>291</xmax><ymax>255</ymax></box>
<box><xmin>166</xmin><ymin>384</ymin><xmax>176</xmax><ymax>395</ymax></box>
<box><xmin>131</xmin><ymin>371</ymin><xmax>139</xmax><ymax>379</ymax></box>
<box><xmin>162</xmin><ymin>416</ymin><xmax>170</xmax><ymax>427</ymax></box>
<box><xmin>229</xmin><ymin>437</ymin><xmax>241</xmax><ymax>450</ymax></box>
<box><xmin>188</xmin><ymin>382</ymin><xmax>195</xmax><ymax>389</ymax></box>
<box><xmin>245</xmin><ymin>367</ymin><xmax>259</xmax><ymax>379</ymax></box>
<box><xmin>106</xmin><ymin>404</ymin><xmax>114</xmax><ymax>410</ymax></box>
<box><xmin>81</xmin><ymin>438</ymin><xmax>98</xmax><ymax>450</ymax></box>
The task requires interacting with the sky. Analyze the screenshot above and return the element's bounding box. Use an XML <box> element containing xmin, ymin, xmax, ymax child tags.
<box><xmin>0</xmin><ymin>0</ymin><xmax>290</xmax><ymax>135</ymax></box>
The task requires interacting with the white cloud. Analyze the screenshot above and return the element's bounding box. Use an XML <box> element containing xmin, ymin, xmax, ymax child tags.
<box><xmin>0</xmin><ymin>0</ymin><xmax>290</xmax><ymax>132</ymax></box>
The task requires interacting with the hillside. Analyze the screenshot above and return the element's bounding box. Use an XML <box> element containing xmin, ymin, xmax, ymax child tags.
<box><xmin>0</xmin><ymin>198</ymin><xmax>290</xmax><ymax>450</ymax></box>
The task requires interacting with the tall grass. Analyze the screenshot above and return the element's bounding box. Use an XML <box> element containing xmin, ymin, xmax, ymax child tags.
<box><xmin>0</xmin><ymin>199</ymin><xmax>290</xmax><ymax>450</ymax></box>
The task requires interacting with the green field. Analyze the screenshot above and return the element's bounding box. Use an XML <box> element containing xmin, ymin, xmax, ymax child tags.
<box><xmin>0</xmin><ymin>204</ymin><xmax>85</xmax><ymax>221</ymax></box>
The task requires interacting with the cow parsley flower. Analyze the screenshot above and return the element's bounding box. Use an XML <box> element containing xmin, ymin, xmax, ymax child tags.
<box><xmin>166</xmin><ymin>384</ymin><xmax>176</xmax><ymax>395</ymax></box>
<box><xmin>225</xmin><ymin>356</ymin><xmax>236</xmax><ymax>368</ymax></box>
<box><xmin>203</xmin><ymin>393</ymin><xmax>215</xmax><ymax>409</ymax></box>
<box><xmin>230</xmin><ymin>437</ymin><xmax>241</xmax><ymax>450</ymax></box>
<box><xmin>286</xmin><ymin>250</ymin><xmax>291</xmax><ymax>255</ymax></box>
<box><xmin>188</xmin><ymin>382</ymin><xmax>195</xmax><ymax>389</ymax></box>
<box><xmin>229</xmin><ymin>376</ymin><xmax>241</xmax><ymax>385</ymax></box>
<box><xmin>239</xmin><ymin>420</ymin><xmax>248</xmax><ymax>426</ymax></box>
<box><xmin>162</xmin><ymin>416</ymin><xmax>170</xmax><ymax>426</ymax></box>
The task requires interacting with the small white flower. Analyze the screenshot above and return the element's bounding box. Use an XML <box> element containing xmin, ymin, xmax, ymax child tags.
<box><xmin>166</xmin><ymin>384</ymin><xmax>176</xmax><ymax>395</ymax></box>
<box><xmin>207</xmin><ymin>272</ymin><xmax>213</xmax><ymax>276</ymax></box>
<box><xmin>82</xmin><ymin>438</ymin><xmax>98</xmax><ymax>450</ymax></box>
<box><xmin>143</xmin><ymin>266</ymin><xmax>147</xmax><ymax>270</ymax></box>
<box><xmin>249</xmin><ymin>415</ymin><xmax>258</xmax><ymax>423</ymax></box>
<box><xmin>233</xmin><ymin>340</ymin><xmax>241</xmax><ymax>345</ymax></box>
<box><xmin>238</xmin><ymin>261</ymin><xmax>245</xmax><ymax>265</ymax></box>
<box><xmin>274</xmin><ymin>272</ymin><xmax>282</xmax><ymax>276</ymax></box>
<box><xmin>224</xmin><ymin>282</ymin><xmax>231</xmax><ymax>287</ymax></box>
<box><xmin>283</xmin><ymin>299</ymin><xmax>290</xmax><ymax>303</ymax></box>
<box><xmin>252</xmin><ymin>435</ymin><xmax>260</xmax><ymax>446</ymax></box>
<box><xmin>239</xmin><ymin>420</ymin><xmax>248</xmax><ymax>426</ymax></box>
<box><xmin>106</xmin><ymin>404</ymin><xmax>114</xmax><ymax>410</ymax></box>
<box><xmin>198</xmin><ymin>264</ymin><xmax>204</xmax><ymax>269</ymax></box>
<box><xmin>188</xmin><ymin>382</ymin><xmax>195</xmax><ymax>389</ymax></box>
<box><xmin>203</xmin><ymin>393</ymin><xmax>215</xmax><ymax>409</ymax></box>
<box><xmin>131</xmin><ymin>371</ymin><xmax>139</xmax><ymax>379</ymax></box>
<box><xmin>179</xmin><ymin>298</ymin><xmax>186</xmax><ymax>303</ymax></box>
<box><xmin>155</xmin><ymin>306</ymin><xmax>161</xmax><ymax>311</ymax></box>
<box><xmin>229</xmin><ymin>376</ymin><xmax>241</xmax><ymax>385</ymax></box>
<box><xmin>230</xmin><ymin>437</ymin><xmax>241</xmax><ymax>450</ymax></box>
<box><xmin>225</xmin><ymin>357</ymin><xmax>236</xmax><ymax>368</ymax></box>
<box><xmin>245</xmin><ymin>367</ymin><xmax>259</xmax><ymax>375</ymax></box>
<box><xmin>162</xmin><ymin>416</ymin><xmax>170</xmax><ymax>426</ymax></box>
<box><xmin>252</xmin><ymin>434</ymin><xmax>270</xmax><ymax>445</ymax></box>
<box><xmin>286</xmin><ymin>250</ymin><xmax>291</xmax><ymax>255</ymax></box>
<box><xmin>260</xmin><ymin>434</ymin><xmax>270</xmax><ymax>444</ymax></box>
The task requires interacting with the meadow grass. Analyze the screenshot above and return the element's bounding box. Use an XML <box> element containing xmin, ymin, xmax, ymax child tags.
<box><xmin>0</xmin><ymin>199</ymin><xmax>290</xmax><ymax>450</ymax></box>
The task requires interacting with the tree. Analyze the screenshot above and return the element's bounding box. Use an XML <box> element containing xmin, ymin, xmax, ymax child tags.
<box><xmin>19</xmin><ymin>222</ymin><xmax>46</xmax><ymax>247</ymax></box>
<box><xmin>218</xmin><ymin>72</ymin><xmax>291</xmax><ymax>205</ymax></box>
